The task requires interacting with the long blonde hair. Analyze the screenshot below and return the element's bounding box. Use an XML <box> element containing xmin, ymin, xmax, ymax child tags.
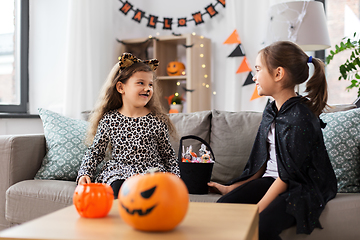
<box><xmin>86</xmin><ymin>61</ymin><xmax>176</xmax><ymax>145</ymax></box>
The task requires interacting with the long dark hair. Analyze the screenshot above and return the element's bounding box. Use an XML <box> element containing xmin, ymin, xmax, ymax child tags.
<box><xmin>259</xmin><ymin>41</ymin><xmax>328</xmax><ymax>116</ymax></box>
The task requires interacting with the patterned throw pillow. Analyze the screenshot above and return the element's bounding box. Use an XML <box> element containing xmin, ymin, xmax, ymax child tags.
<box><xmin>321</xmin><ymin>108</ymin><xmax>360</xmax><ymax>193</ymax></box>
<box><xmin>35</xmin><ymin>108</ymin><xmax>89</xmax><ymax>181</ymax></box>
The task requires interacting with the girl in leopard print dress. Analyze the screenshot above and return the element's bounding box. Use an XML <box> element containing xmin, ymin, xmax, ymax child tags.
<box><xmin>77</xmin><ymin>53</ymin><xmax>180</xmax><ymax>198</ymax></box>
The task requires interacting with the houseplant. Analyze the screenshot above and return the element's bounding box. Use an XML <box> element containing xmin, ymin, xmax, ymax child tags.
<box><xmin>166</xmin><ymin>93</ymin><xmax>185</xmax><ymax>113</ymax></box>
<box><xmin>326</xmin><ymin>32</ymin><xmax>360</xmax><ymax>96</ymax></box>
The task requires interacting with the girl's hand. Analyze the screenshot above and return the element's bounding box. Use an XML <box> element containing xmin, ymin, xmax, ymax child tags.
<box><xmin>78</xmin><ymin>175</ymin><xmax>91</xmax><ymax>185</ymax></box>
<box><xmin>208</xmin><ymin>182</ymin><xmax>231</xmax><ymax>195</ymax></box>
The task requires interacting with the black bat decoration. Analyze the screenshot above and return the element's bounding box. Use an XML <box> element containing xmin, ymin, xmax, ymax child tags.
<box><xmin>182</xmin><ymin>87</ymin><xmax>195</xmax><ymax>92</ymax></box>
<box><xmin>182</xmin><ymin>44</ymin><xmax>194</xmax><ymax>48</ymax></box>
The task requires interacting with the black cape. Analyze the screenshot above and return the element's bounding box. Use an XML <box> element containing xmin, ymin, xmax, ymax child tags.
<box><xmin>231</xmin><ymin>96</ymin><xmax>337</xmax><ymax>234</ymax></box>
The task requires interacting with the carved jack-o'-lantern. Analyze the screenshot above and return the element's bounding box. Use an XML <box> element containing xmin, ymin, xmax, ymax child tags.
<box><xmin>73</xmin><ymin>183</ymin><xmax>114</xmax><ymax>218</ymax></box>
<box><xmin>167</xmin><ymin>61</ymin><xmax>186</xmax><ymax>76</ymax></box>
<box><xmin>118</xmin><ymin>171</ymin><xmax>189</xmax><ymax>231</ymax></box>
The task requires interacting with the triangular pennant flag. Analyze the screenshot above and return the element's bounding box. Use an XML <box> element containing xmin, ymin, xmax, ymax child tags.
<box><xmin>228</xmin><ymin>44</ymin><xmax>245</xmax><ymax>57</ymax></box>
<box><xmin>250</xmin><ymin>85</ymin><xmax>262</xmax><ymax>101</ymax></box>
<box><xmin>242</xmin><ymin>72</ymin><xmax>254</xmax><ymax>86</ymax></box>
<box><xmin>223</xmin><ymin>29</ymin><xmax>241</xmax><ymax>44</ymax></box>
<box><xmin>236</xmin><ymin>57</ymin><xmax>252</xmax><ymax>74</ymax></box>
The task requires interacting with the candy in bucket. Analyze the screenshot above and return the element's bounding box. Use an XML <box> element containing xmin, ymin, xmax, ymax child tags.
<box><xmin>181</xmin><ymin>144</ymin><xmax>214</xmax><ymax>163</ymax></box>
<box><xmin>178</xmin><ymin>135</ymin><xmax>215</xmax><ymax>194</ymax></box>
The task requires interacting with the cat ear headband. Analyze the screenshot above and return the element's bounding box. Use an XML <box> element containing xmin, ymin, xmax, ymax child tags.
<box><xmin>118</xmin><ymin>53</ymin><xmax>159</xmax><ymax>71</ymax></box>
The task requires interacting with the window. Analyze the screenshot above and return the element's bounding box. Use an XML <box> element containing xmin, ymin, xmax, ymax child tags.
<box><xmin>325</xmin><ymin>0</ymin><xmax>360</xmax><ymax>105</ymax></box>
<box><xmin>0</xmin><ymin>0</ymin><xmax>29</xmax><ymax>113</ymax></box>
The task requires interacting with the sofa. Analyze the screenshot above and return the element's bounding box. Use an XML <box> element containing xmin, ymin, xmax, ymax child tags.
<box><xmin>1</xmin><ymin>106</ymin><xmax>360</xmax><ymax>239</ymax></box>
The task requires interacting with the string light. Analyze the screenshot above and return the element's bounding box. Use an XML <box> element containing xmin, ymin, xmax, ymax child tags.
<box><xmin>200</xmin><ymin>54</ymin><xmax>204</xmax><ymax>57</ymax></box>
<box><xmin>200</xmin><ymin>35</ymin><xmax>204</xmax><ymax>39</ymax></box>
<box><xmin>213</xmin><ymin>91</ymin><xmax>217</xmax><ymax>95</ymax></box>
<box><xmin>202</xmin><ymin>64</ymin><xmax>206</xmax><ymax>68</ymax></box>
<box><xmin>192</xmin><ymin>32</ymin><xmax>196</xmax><ymax>36</ymax></box>
<box><xmin>200</xmin><ymin>44</ymin><xmax>204</xmax><ymax>47</ymax></box>
<box><xmin>204</xmin><ymin>74</ymin><xmax>208</xmax><ymax>78</ymax></box>
<box><xmin>148</xmin><ymin>35</ymin><xmax>152</xmax><ymax>38</ymax></box>
<box><xmin>177</xmin><ymin>82</ymin><xmax>181</xmax><ymax>86</ymax></box>
<box><xmin>206</xmin><ymin>84</ymin><xmax>209</xmax><ymax>88</ymax></box>
<box><xmin>175</xmin><ymin>92</ymin><xmax>179</xmax><ymax>97</ymax></box>
<box><xmin>202</xmin><ymin>83</ymin><xmax>206</xmax><ymax>86</ymax></box>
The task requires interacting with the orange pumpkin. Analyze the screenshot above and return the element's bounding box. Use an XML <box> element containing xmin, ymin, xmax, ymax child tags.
<box><xmin>167</xmin><ymin>61</ymin><xmax>185</xmax><ymax>76</ymax></box>
<box><xmin>73</xmin><ymin>183</ymin><xmax>114</xmax><ymax>218</ymax></box>
<box><xmin>118</xmin><ymin>171</ymin><xmax>189</xmax><ymax>231</ymax></box>
<box><xmin>169</xmin><ymin>108</ymin><xmax>179</xmax><ymax>114</ymax></box>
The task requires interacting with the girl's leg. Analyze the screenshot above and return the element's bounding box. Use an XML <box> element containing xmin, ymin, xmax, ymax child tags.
<box><xmin>259</xmin><ymin>195</ymin><xmax>296</xmax><ymax>240</ymax></box>
<box><xmin>217</xmin><ymin>177</ymin><xmax>275</xmax><ymax>203</ymax></box>
<box><xmin>110</xmin><ymin>179</ymin><xmax>125</xmax><ymax>199</ymax></box>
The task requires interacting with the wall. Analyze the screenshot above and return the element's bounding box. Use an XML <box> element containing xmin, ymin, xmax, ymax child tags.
<box><xmin>2</xmin><ymin>0</ymin><xmax>308</xmax><ymax>134</ymax></box>
<box><xmin>28</xmin><ymin>0</ymin><xmax>275</xmax><ymax>118</ymax></box>
<box><xmin>0</xmin><ymin>118</ymin><xmax>43</xmax><ymax>135</ymax></box>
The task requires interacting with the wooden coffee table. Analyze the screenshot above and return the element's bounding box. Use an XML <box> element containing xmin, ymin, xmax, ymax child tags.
<box><xmin>0</xmin><ymin>201</ymin><xmax>258</xmax><ymax>240</ymax></box>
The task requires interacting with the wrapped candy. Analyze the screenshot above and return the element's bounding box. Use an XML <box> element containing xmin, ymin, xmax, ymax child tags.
<box><xmin>181</xmin><ymin>144</ymin><xmax>213</xmax><ymax>163</ymax></box>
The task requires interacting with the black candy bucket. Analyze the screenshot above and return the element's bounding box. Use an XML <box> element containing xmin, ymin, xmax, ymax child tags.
<box><xmin>178</xmin><ymin>135</ymin><xmax>215</xmax><ymax>194</ymax></box>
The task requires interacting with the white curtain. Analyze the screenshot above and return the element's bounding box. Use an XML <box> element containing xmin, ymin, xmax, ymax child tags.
<box><xmin>63</xmin><ymin>0</ymin><xmax>119</xmax><ymax>119</ymax></box>
<box><xmin>219</xmin><ymin>0</ymin><xmax>270</xmax><ymax>112</ymax></box>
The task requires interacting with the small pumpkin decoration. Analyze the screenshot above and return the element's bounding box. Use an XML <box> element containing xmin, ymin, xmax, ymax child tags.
<box><xmin>167</xmin><ymin>61</ymin><xmax>186</xmax><ymax>76</ymax></box>
<box><xmin>73</xmin><ymin>183</ymin><xmax>114</xmax><ymax>218</ymax></box>
<box><xmin>118</xmin><ymin>170</ymin><xmax>189</xmax><ymax>231</ymax></box>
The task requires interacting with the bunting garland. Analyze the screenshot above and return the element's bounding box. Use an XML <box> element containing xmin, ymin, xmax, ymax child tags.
<box><xmin>223</xmin><ymin>29</ymin><xmax>262</xmax><ymax>101</ymax></box>
<box><xmin>228</xmin><ymin>44</ymin><xmax>245</xmax><ymax>57</ymax></box>
<box><xmin>223</xmin><ymin>29</ymin><xmax>241</xmax><ymax>44</ymax></box>
<box><xmin>118</xmin><ymin>0</ymin><xmax>226</xmax><ymax>30</ymax></box>
<box><xmin>236</xmin><ymin>57</ymin><xmax>252</xmax><ymax>74</ymax></box>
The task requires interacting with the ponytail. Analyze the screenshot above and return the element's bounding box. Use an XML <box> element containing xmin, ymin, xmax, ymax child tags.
<box><xmin>303</xmin><ymin>57</ymin><xmax>328</xmax><ymax>117</ymax></box>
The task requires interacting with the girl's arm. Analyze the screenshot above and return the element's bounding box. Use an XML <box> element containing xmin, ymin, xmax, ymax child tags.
<box><xmin>208</xmin><ymin>164</ymin><xmax>266</xmax><ymax>195</ymax></box>
<box><xmin>257</xmin><ymin>177</ymin><xmax>288</xmax><ymax>213</ymax></box>
<box><xmin>77</xmin><ymin>118</ymin><xmax>110</xmax><ymax>183</ymax></box>
<box><xmin>157</xmin><ymin>123</ymin><xmax>180</xmax><ymax>176</ymax></box>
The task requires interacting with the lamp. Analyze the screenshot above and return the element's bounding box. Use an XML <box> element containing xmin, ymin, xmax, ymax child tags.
<box><xmin>265</xmin><ymin>1</ymin><xmax>330</xmax><ymax>51</ymax></box>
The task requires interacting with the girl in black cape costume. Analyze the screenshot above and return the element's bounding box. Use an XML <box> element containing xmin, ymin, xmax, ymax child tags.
<box><xmin>208</xmin><ymin>41</ymin><xmax>337</xmax><ymax>240</ymax></box>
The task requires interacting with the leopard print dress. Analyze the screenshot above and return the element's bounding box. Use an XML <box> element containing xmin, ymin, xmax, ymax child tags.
<box><xmin>77</xmin><ymin>110</ymin><xmax>180</xmax><ymax>185</ymax></box>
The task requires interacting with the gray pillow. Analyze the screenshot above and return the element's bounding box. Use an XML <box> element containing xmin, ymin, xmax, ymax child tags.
<box><xmin>210</xmin><ymin>110</ymin><xmax>262</xmax><ymax>184</ymax></box>
<box><xmin>169</xmin><ymin>110</ymin><xmax>212</xmax><ymax>158</ymax></box>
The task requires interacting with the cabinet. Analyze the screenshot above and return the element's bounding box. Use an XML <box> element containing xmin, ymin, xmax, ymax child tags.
<box><xmin>119</xmin><ymin>34</ymin><xmax>212</xmax><ymax>113</ymax></box>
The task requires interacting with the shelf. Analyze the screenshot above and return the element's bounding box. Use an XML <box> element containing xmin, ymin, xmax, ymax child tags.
<box><xmin>119</xmin><ymin>34</ymin><xmax>211</xmax><ymax>113</ymax></box>
<box><xmin>157</xmin><ymin>75</ymin><xmax>187</xmax><ymax>81</ymax></box>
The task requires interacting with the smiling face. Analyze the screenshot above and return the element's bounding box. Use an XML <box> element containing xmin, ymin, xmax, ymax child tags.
<box><xmin>116</xmin><ymin>71</ymin><xmax>154</xmax><ymax>109</ymax></box>
<box><xmin>253</xmin><ymin>53</ymin><xmax>277</xmax><ymax>97</ymax></box>
<box><xmin>167</xmin><ymin>61</ymin><xmax>185</xmax><ymax>76</ymax></box>
<box><xmin>118</xmin><ymin>172</ymin><xmax>189</xmax><ymax>232</ymax></box>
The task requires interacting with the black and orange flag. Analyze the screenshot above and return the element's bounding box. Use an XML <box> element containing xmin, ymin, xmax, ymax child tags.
<box><xmin>228</xmin><ymin>44</ymin><xmax>245</xmax><ymax>57</ymax></box>
<box><xmin>236</xmin><ymin>57</ymin><xmax>252</xmax><ymax>74</ymax></box>
<box><xmin>223</xmin><ymin>29</ymin><xmax>241</xmax><ymax>44</ymax></box>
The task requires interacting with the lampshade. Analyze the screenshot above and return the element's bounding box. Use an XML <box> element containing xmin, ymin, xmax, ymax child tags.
<box><xmin>266</xmin><ymin>1</ymin><xmax>330</xmax><ymax>51</ymax></box>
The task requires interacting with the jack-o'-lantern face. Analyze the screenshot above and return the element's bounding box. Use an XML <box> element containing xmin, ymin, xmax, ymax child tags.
<box><xmin>120</xmin><ymin>184</ymin><xmax>157</xmax><ymax>216</ymax></box>
<box><xmin>167</xmin><ymin>61</ymin><xmax>186</xmax><ymax>76</ymax></box>
<box><xmin>118</xmin><ymin>172</ymin><xmax>189</xmax><ymax>232</ymax></box>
